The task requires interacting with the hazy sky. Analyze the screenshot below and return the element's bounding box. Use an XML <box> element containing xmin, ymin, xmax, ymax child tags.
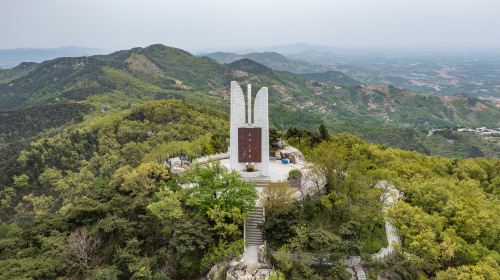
<box><xmin>1</xmin><ymin>0</ymin><xmax>499</xmax><ymax>51</ymax></box>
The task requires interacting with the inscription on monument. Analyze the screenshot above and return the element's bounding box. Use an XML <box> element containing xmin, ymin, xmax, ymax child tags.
<box><xmin>238</xmin><ymin>127</ymin><xmax>262</xmax><ymax>162</ymax></box>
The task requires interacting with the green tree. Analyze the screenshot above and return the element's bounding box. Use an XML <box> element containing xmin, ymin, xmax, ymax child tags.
<box><xmin>435</xmin><ymin>258</ymin><xmax>499</xmax><ymax>280</ymax></box>
<box><xmin>147</xmin><ymin>187</ymin><xmax>183</xmax><ymax>221</ymax></box>
<box><xmin>13</xmin><ymin>173</ymin><xmax>30</xmax><ymax>188</ymax></box>
<box><xmin>183</xmin><ymin>163</ymin><xmax>257</xmax><ymax>217</ymax></box>
<box><xmin>319</xmin><ymin>123</ymin><xmax>330</xmax><ymax>141</ymax></box>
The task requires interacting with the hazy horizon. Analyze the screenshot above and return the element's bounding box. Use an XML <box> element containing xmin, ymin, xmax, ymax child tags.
<box><xmin>1</xmin><ymin>0</ymin><xmax>500</xmax><ymax>52</ymax></box>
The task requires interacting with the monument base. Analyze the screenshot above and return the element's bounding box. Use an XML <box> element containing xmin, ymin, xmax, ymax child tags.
<box><xmin>239</xmin><ymin>170</ymin><xmax>261</xmax><ymax>178</ymax></box>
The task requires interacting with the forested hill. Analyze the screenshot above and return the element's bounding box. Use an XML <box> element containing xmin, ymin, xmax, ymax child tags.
<box><xmin>0</xmin><ymin>44</ymin><xmax>227</xmax><ymax>109</ymax></box>
<box><xmin>0</xmin><ymin>99</ymin><xmax>498</xmax><ymax>279</ymax></box>
<box><xmin>303</xmin><ymin>71</ymin><xmax>361</xmax><ymax>86</ymax></box>
<box><xmin>0</xmin><ymin>44</ymin><xmax>499</xmax><ymax>160</ymax></box>
<box><xmin>1</xmin><ymin>44</ymin><xmax>498</xmax><ymax>128</ymax></box>
<box><xmin>1</xmin><ymin>44</ymin><xmax>498</xmax><ymax>126</ymax></box>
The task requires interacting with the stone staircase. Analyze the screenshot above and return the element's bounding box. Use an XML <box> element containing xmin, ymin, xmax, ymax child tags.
<box><xmin>354</xmin><ymin>264</ymin><xmax>367</xmax><ymax>280</ymax></box>
<box><xmin>245</xmin><ymin>206</ymin><xmax>264</xmax><ymax>246</ymax></box>
<box><xmin>344</xmin><ymin>256</ymin><xmax>366</xmax><ymax>280</ymax></box>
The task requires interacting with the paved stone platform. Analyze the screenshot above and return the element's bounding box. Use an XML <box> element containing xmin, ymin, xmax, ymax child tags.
<box><xmin>220</xmin><ymin>158</ymin><xmax>304</xmax><ymax>183</ymax></box>
<box><xmin>242</xmin><ymin>245</ymin><xmax>259</xmax><ymax>264</ymax></box>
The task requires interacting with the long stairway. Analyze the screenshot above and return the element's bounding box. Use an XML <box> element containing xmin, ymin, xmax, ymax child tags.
<box><xmin>245</xmin><ymin>206</ymin><xmax>264</xmax><ymax>246</ymax></box>
<box><xmin>242</xmin><ymin>176</ymin><xmax>268</xmax><ymax>263</ymax></box>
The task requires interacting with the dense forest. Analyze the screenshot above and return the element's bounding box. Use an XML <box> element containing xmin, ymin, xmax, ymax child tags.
<box><xmin>0</xmin><ymin>100</ymin><xmax>497</xmax><ymax>279</ymax></box>
<box><xmin>271</xmin><ymin>131</ymin><xmax>499</xmax><ymax>279</ymax></box>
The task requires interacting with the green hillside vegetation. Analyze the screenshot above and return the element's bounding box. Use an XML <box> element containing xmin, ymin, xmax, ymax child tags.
<box><xmin>0</xmin><ymin>105</ymin><xmax>497</xmax><ymax>279</ymax></box>
<box><xmin>283</xmin><ymin>119</ymin><xmax>500</xmax><ymax>158</ymax></box>
<box><xmin>0</xmin><ymin>103</ymin><xmax>93</xmax><ymax>187</ymax></box>
<box><xmin>0</xmin><ymin>62</ymin><xmax>38</xmax><ymax>84</ymax></box>
<box><xmin>0</xmin><ymin>45</ymin><xmax>227</xmax><ymax>109</ymax></box>
<box><xmin>267</xmin><ymin>131</ymin><xmax>499</xmax><ymax>279</ymax></box>
<box><xmin>303</xmin><ymin>70</ymin><xmax>361</xmax><ymax>86</ymax></box>
<box><xmin>0</xmin><ymin>43</ymin><xmax>498</xmax><ymax>164</ymax></box>
<box><xmin>1</xmin><ymin>44</ymin><xmax>498</xmax><ymax>130</ymax></box>
<box><xmin>0</xmin><ymin>100</ymin><xmax>252</xmax><ymax>279</ymax></box>
<box><xmin>0</xmin><ymin>103</ymin><xmax>91</xmax><ymax>147</ymax></box>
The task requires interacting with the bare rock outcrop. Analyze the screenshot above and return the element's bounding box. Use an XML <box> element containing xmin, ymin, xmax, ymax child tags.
<box><xmin>276</xmin><ymin>145</ymin><xmax>305</xmax><ymax>163</ymax></box>
<box><xmin>207</xmin><ymin>246</ymin><xmax>275</xmax><ymax>280</ymax></box>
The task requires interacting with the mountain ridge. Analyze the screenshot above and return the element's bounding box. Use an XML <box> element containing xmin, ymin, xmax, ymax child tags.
<box><xmin>203</xmin><ymin>51</ymin><xmax>335</xmax><ymax>74</ymax></box>
<box><xmin>0</xmin><ymin>46</ymin><xmax>104</xmax><ymax>68</ymax></box>
<box><xmin>0</xmin><ymin>44</ymin><xmax>498</xmax><ymax>160</ymax></box>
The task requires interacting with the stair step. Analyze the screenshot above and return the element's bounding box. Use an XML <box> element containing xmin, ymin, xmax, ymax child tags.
<box><xmin>245</xmin><ymin>225</ymin><xmax>262</xmax><ymax>229</ymax></box>
<box><xmin>245</xmin><ymin>227</ymin><xmax>261</xmax><ymax>230</ymax></box>
<box><xmin>248</xmin><ymin>214</ymin><xmax>263</xmax><ymax>217</ymax></box>
<box><xmin>245</xmin><ymin>226</ymin><xmax>261</xmax><ymax>229</ymax></box>
<box><xmin>246</xmin><ymin>238</ymin><xmax>263</xmax><ymax>241</ymax></box>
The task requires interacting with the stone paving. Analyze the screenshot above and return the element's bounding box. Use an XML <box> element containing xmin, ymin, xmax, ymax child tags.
<box><xmin>242</xmin><ymin>245</ymin><xmax>259</xmax><ymax>264</ymax></box>
<box><xmin>220</xmin><ymin>158</ymin><xmax>305</xmax><ymax>183</ymax></box>
<box><xmin>372</xmin><ymin>181</ymin><xmax>402</xmax><ymax>262</ymax></box>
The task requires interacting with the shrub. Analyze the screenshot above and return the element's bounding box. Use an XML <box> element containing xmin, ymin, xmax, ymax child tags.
<box><xmin>260</xmin><ymin>182</ymin><xmax>295</xmax><ymax>214</ymax></box>
<box><xmin>288</xmin><ymin>169</ymin><xmax>301</xmax><ymax>180</ymax></box>
<box><xmin>200</xmin><ymin>239</ymin><xmax>244</xmax><ymax>272</ymax></box>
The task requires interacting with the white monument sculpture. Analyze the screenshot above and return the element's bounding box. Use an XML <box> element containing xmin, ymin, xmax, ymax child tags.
<box><xmin>229</xmin><ymin>81</ymin><xmax>269</xmax><ymax>177</ymax></box>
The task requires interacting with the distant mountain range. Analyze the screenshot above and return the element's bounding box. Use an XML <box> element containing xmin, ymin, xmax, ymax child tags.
<box><xmin>0</xmin><ymin>46</ymin><xmax>104</xmax><ymax>68</ymax></box>
<box><xmin>0</xmin><ymin>44</ymin><xmax>498</xmax><ymax>161</ymax></box>
<box><xmin>207</xmin><ymin>43</ymin><xmax>500</xmax><ymax>98</ymax></box>
<box><xmin>198</xmin><ymin>42</ymin><xmax>339</xmax><ymax>55</ymax></box>
<box><xmin>2</xmin><ymin>44</ymin><xmax>496</xmax><ymax>128</ymax></box>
